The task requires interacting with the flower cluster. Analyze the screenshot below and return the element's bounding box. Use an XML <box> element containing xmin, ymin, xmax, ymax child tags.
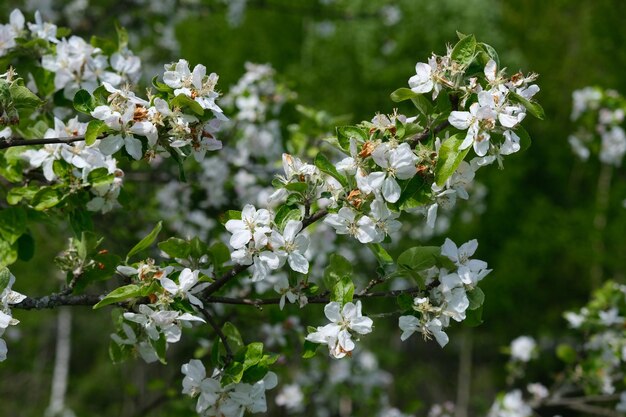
<box><xmin>398</xmin><ymin>239</ymin><xmax>490</xmax><ymax>347</ymax></box>
<box><xmin>305</xmin><ymin>301</ymin><xmax>374</xmax><ymax>358</ymax></box>
<box><xmin>569</xmin><ymin>86</ymin><xmax>626</xmax><ymax>166</ymax></box>
<box><xmin>484</xmin><ymin>281</ymin><xmax>626</xmax><ymax>416</ymax></box>
<box><xmin>226</xmin><ymin>205</ymin><xmax>310</xmax><ymax>283</ymax></box>
<box><xmin>21</xmin><ymin>116</ymin><xmax>124</xmax><ymax>213</ymax></box>
<box><xmin>0</xmin><ymin>268</ymin><xmax>26</xmax><ymax>362</ymax></box>
<box><xmin>110</xmin><ymin>265</ymin><xmax>207</xmax><ymax>362</ymax></box>
<box><xmin>181</xmin><ymin>359</ymin><xmax>277</xmax><ymax>417</ymax></box>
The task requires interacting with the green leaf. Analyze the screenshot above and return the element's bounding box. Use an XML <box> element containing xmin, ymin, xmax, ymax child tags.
<box><xmin>390</xmin><ymin>87</ymin><xmax>419</xmax><ymax>102</ymax></box>
<box><xmin>115</xmin><ymin>22</ymin><xmax>129</xmax><ymax>50</ymax></box>
<box><xmin>17</xmin><ymin>233</ymin><xmax>34</xmax><ymax>261</ymax></box>
<box><xmin>150</xmin><ymin>333</ymin><xmax>168</xmax><ymax>364</ymax></box>
<box><xmin>0</xmin><ymin>207</ymin><xmax>27</xmax><ymax>244</ymax></box>
<box><xmin>76</xmin><ymin>231</ymin><xmax>102</xmax><ymax>260</ymax></box>
<box><xmin>508</xmin><ymin>91</ymin><xmax>545</xmax><ymax>120</ymax></box>
<box><xmin>9</xmin><ymin>83</ymin><xmax>43</xmax><ymax>109</ymax></box>
<box><xmin>158</xmin><ymin>237</ymin><xmax>191</xmax><ymax>259</ymax></box>
<box><xmin>93</xmin><ymin>284</ymin><xmax>142</xmax><ymax>309</ymax></box>
<box><xmin>274</xmin><ymin>206</ymin><xmax>302</xmax><ymax>230</ymax></box>
<box><xmin>323</xmin><ymin>254</ymin><xmax>352</xmax><ymax>290</ymax></box>
<box><xmin>331</xmin><ymin>276</ymin><xmax>354</xmax><ymax>304</ymax></box>
<box><xmin>0</xmin><ymin>152</ymin><xmax>23</xmax><ymax>182</ymax></box>
<box><xmin>0</xmin><ymin>240</ymin><xmax>18</xmax><ymax>267</ymax></box>
<box><xmin>221</xmin><ymin>210</ymin><xmax>242</xmax><ymax>225</ymax></box>
<box><xmin>434</xmin><ymin>133</ymin><xmax>471</xmax><ymax>186</ymax></box>
<box><xmin>314</xmin><ymin>153</ymin><xmax>348</xmax><ymax>188</ymax></box>
<box><xmin>221</xmin><ymin>361</ymin><xmax>245</xmax><ymax>386</ymax></box>
<box><xmin>398</xmin><ymin>246</ymin><xmax>440</xmax><ymax>272</ymax></box>
<box><xmin>464</xmin><ymin>306</ymin><xmax>483</xmax><ymax>327</ymax></box>
<box><xmin>73</xmin><ymin>89</ymin><xmax>97</xmax><ymax>114</ymax></box>
<box><xmin>451</xmin><ymin>34</ymin><xmax>477</xmax><ymax>68</ymax></box>
<box><xmin>31</xmin><ymin>187</ymin><xmax>62</xmax><ymax>210</ymax></box>
<box><xmin>6</xmin><ymin>185</ymin><xmax>38</xmax><ymax>205</ymax></box>
<box><xmin>170</xmin><ymin>94</ymin><xmax>204</xmax><ymax>116</ymax></box>
<box><xmin>467</xmin><ymin>287</ymin><xmax>485</xmax><ymax>310</ymax></box>
<box><xmin>396</xmin><ymin>294</ymin><xmax>415</xmax><ymax>311</ymax></box>
<box><xmin>556</xmin><ymin>344</ymin><xmax>577</xmax><ymax>363</ymax></box>
<box><xmin>69</xmin><ymin>210</ymin><xmax>93</xmax><ymax>237</ymax></box>
<box><xmin>241</xmin><ymin>364</ymin><xmax>270</xmax><ymax>383</ymax></box>
<box><xmin>90</xmin><ymin>36</ymin><xmax>117</xmax><ymax>55</ymax></box>
<box><xmin>74</xmin><ymin>253</ymin><xmax>121</xmax><ymax>292</ymax></box>
<box><xmin>85</xmin><ymin>120</ymin><xmax>107</xmax><ymax>145</ymax></box>
<box><xmin>242</xmin><ymin>342</ymin><xmax>264</xmax><ymax>369</ymax></box>
<box><xmin>87</xmin><ymin>167</ymin><xmax>114</xmax><ymax>187</ymax></box>
<box><xmin>208</xmin><ymin>242</ymin><xmax>231</xmax><ymax>267</ymax></box>
<box><xmin>478</xmin><ymin>42</ymin><xmax>500</xmax><ymax>68</ymax></box>
<box><xmin>0</xmin><ymin>267</ymin><xmax>11</xmax><ymax>293</ymax></box>
<box><xmin>302</xmin><ymin>339</ymin><xmax>320</xmax><ymax>359</ymax></box>
<box><xmin>336</xmin><ymin>126</ymin><xmax>367</xmax><ymax>150</ymax></box>
<box><xmin>366</xmin><ymin>243</ymin><xmax>394</xmax><ymax>266</ymax></box>
<box><xmin>126</xmin><ymin>221</ymin><xmax>162</xmax><ymax>260</ymax></box>
<box><xmin>397</xmin><ymin>175</ymin><xmax>427</xmax><ymax>207</ymax></box>
<box><xmin>221</xmin><ymin>322</ymin><xmax>245</xmax><ymax>355</ymax></box>
<box><xmin>285</xmin><ymin>182</ymin><xmax>308</xmax><ymax>194</ymax></box>
<box><xmin>189</xmin><ymin>237</ymin><xmax>209</xmax><ymax>260</ymax></box>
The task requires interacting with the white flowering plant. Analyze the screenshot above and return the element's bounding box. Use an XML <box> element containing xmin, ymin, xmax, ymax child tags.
<box><xmin>0</xmin><ymin>11</ymin><xmax>546</xmax><ymax>416</ymax></box>
<box><xmin>481</xmin><ymin>281</ymin><xmax>626</xmax><ymax>417</ymax></box>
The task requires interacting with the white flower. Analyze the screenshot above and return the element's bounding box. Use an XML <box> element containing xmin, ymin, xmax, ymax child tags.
<box><xmin>399</xmin><ymin>315</ymin><xmax>449</xmax><ymax>347</ymax></box>
<box><xmin>306</xmin><ymin>300</ymin><xmax>373</xmax><ymax>358</ymax></box>
<box><xmin>526</xmin><ymin>383</ymin><xmax>549</xmax><ymax>400</ymax></box>
<box><xmin>449</xmin><ymin>102</ymin><xmax>494</xmax><ymax>156</ymax></box>
<box><xmin>488</xmin><ymin>390</ymin><xmax>532</xmax><ymax>417</ymax></box>
<box><xmin>370</xmin><ymin>198</ymin><xmax>402</xmax><ymax>242</ymax></box>
<box><xmin>409</xmin><ymin>61</ymin><xmax>435</xmax><ymax>95</ymax></box>
<box><xmin>160</xmin><ymin>268</ymin><xmax>206</xmax><ymax>308</ymax></box>
<box><xmin>600</xmin><ymin>126</ymin><xmax>626</xmax><ymax>166</ymax></box>
<box><xmin>441</xmin><ymin>238</ymin><xmax>490</xmax><ymax>285</ymax></box>
<box><xmin>323</xmin><ymin>207</ymin><xmax>377</xmax><ymax>243</ymax></box>
<box><xmin>275</xmin><ymin>383</ymin><xmax>304</xmax><ymax>411</ymax></box>
<box><xmin>510</xmin><ymin>336</ymin><xmax>536</xmax><ymax>362</ymax></box>
<box><xmin>368</xmin><ymin>143</ymin><xmax>418</xmax><ymax>203</ymax></box>
<box><xmin>225</xmin><ymin>204</ymin><xmax>272</xmax><ymax>249</ymax></box>
<box><xmin>28</xmin><ymin>11</ymin><xmax>58</xmax><ymax>43</ymax></box>
<box><xmin>270</xmin><ymin>220</ymin><xmax>310</xmax><ymax>274</ymax></box>
<box><xmin>273</xmin><ymin>275</ymin><xmax>298</xmax><ymax>310</ymax></box>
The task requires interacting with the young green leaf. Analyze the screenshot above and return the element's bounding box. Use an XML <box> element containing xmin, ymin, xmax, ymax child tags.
<box><xmin>126</xmin><ymin>221</ymin><xmax>162</xmax><ymax>260</ymax></box>
<box><xmin>93</xmin><ymin>284</ymin><xmax>142</xmax><ymax>309</ymax></box>
<box><xmin>434</xmin><ymin>133</ymin><xmax>471</xmax><ymax>186</ymax></box>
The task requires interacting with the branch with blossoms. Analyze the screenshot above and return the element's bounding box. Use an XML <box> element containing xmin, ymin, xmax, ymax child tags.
<box><xmin>0</xmin><ymin>10</ymin><xmax>546</xmax><ymax>417</ymax></box>
<box><xmin>455</xmin><ymin>280</ymin><xmax>626</xmax><ymax>417</ymax></box>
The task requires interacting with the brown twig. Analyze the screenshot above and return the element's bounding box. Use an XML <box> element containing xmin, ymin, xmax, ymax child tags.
<box><xmin>0</xmin><ymin>135</ymin><xmax>92</xmax><ymax>150</ymax></box>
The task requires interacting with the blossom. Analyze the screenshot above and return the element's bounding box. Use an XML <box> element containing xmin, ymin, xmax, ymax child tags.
<box><xmin>270</xmin><ymin>220</ymin><xmax>310</xmax><ymax>274</ymax></box>
<box><xmin>323</xmin><ymin>207</ymin><xmax>377</xmax><ymax>243</ymax></box>
<box><xmin>369</xmin><ymin>198</ymin><xmax>402</xmax><ymax>242</ymax></box>
<box><xmin>487</xmin><ymin>390</ymin><xmax>532</xmax><ymax>417</ymax></box>
<box><xmin>225</xmin><ymin>204</ymin><xmax>272</xmax><ymax>249</ymax></box>
<box><xmin>306</xmin><ymin>301</ymin><xmax>373</xmax><ymax>358</ymax></box>
<box><xmin>510</xmin><ymin>336</ymin><xmax>536</xmax><ymax>362</ymax></box>
<box><xmin>398</xmin><ymin>315</ymin><xmax>449</xmax><ymax>347</ymax></box>
<box><xmin>160</xmin><ymin>268</ymin><xmax>206</xmax><ymax>308</ymax></box>
<box><xmin>368</xmin><ymin>142</ymin><xmax>418</xmax><ymax>203</ymax></box>
<box><xmin>441</xmin><ymin>238</ymin><xmax>490</xmax><ymax>285</ymax></box>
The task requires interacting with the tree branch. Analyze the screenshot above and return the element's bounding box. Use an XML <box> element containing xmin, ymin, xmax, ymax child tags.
<box><xmin>205</xmin><ymin>286</ymin><xmax>423</xmax><ymax>307</ymax></box>
<box><xmin>201</xmin><ymin>307</ymin><xmax>233</xmax><ymax>363</ymax></box>
<box><xmin>408</xmin><ymin>120</ymin><xmax>451</xmax><ymax>148</ymax></box>
<box><xmin>0</xmin><ymin>135</ymin><xmax>91</xmax><ymax>150</ymax></box>
<box><xmin>13</xmin><ymin>293</ymin><xmax>102</xmax><ymax>310</ymax></box>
